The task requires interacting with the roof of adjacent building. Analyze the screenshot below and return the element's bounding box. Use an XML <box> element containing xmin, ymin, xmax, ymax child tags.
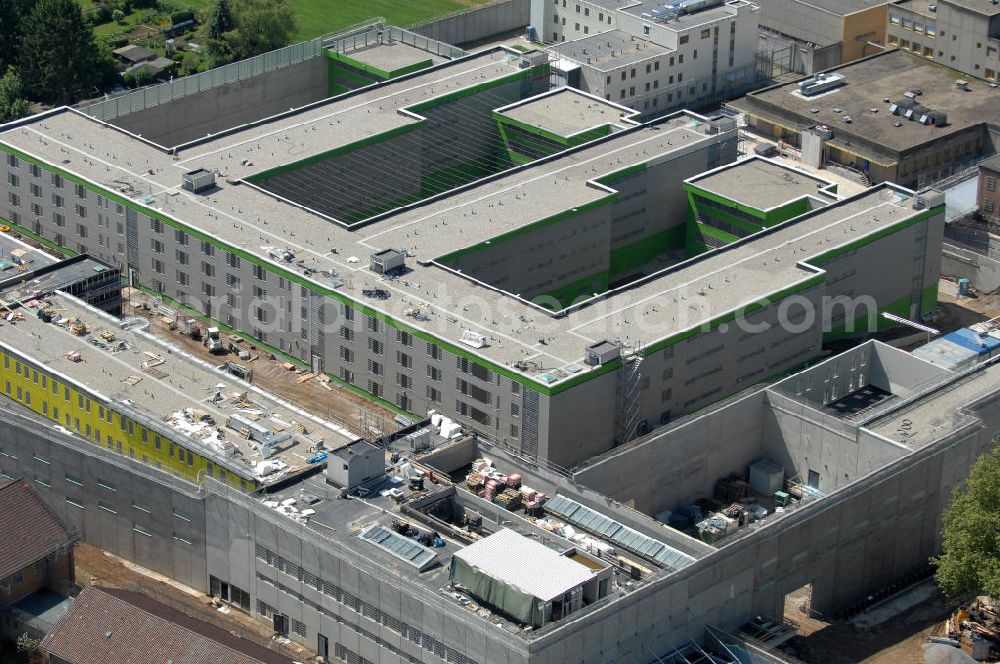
<box><xmin>942</xmin><ymin>0</ymin><xmax>1000</xmax><ymax>15</ymax></box>
<box><xmin>552</xmin><ymin>30</ymin><xmax>672</xmax><ymax>69</ymax></box>
<box><xmin>0</xmin><ymin>254</ymin><xmax>116</xmax><ymax>307</ymax></box>
<box><xmin>980</xmin><ymin>154</ymin><xmax>1000</xmax><ymax>173</ymax></box>
<box><xmin>40</xmin><ymin>586</ymin><xmax>293</xmax><ymax>664</ymax></box>
<box><xmin>0</xmin><ymin>48</ymin><xmax>943</xmax><ymax>391</ymax></box>
<box><xmin>732</xmin><ymin>50</ymin><xmax>1000</xmax><ymax>158</ymax></box>
<box><xmin>686</xmin><ymin>156</ymin><xmax>836</xmax><ymax>210</ymax></box>
<box><xmin>495</xmin><ymin>88</ymin><xmax>640</xmax><ymax>139</ymax></box>
<box><xmin>452</xmin><ymin>528</ymin><xmax>598</xmax><ymax>601</ymax></box>
<box><xmin>781</xmin><ymin>0</ymin><xmax>889</xmax><ymax>17</ymax></box>
<box><xmin>0</xmin><ymin>480</ymin><xmax>77</xmax><ymax>580</ymax></box>
<box><xmin>338</xmin><ymin>40</ymin><xmax>445</xmax><ymax>73</ymax></box>
<box><xmin>113</xmin><ymin>45</ymin><xmax>155</xmax><ymax>63</ymax></box>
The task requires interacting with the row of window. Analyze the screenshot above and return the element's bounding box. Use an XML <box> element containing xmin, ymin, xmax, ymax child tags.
<box><xmin>255</xmin><ymin>544</ymin><xmax>479</xmax><ymax>664</ymax></box>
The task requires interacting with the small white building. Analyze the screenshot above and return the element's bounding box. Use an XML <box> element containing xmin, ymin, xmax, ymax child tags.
<box><xmin>449</xmin><ymin>528</ymin><xmax>612</xmax><ymax>627</ymax></box>
<box><xmin>326</xmin><ymin>440</ymin><xmax>384</xmax><ymax>490</ymax></box>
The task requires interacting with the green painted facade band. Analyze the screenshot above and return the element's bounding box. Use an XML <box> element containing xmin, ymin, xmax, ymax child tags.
<box><xmin>0</xmin><ymin>143</ymin><xmax>569</xmax><ymax>395</ymax></box>
<box><xmin>920</xmin><ymin>282</ymin><xmax>938</xmax><ymax>315</ymax></box>
<box><xmin>405</xmin><ymin>66</ymin><xmax>545</xmax><ymax>113</ymax></box>
<box><xmin>496</xmin><ymin>119</ymin><xmax>562</xmax><ymax>164</ymax></box>
<box><xmin>492</xmin><ymin>111</ymin><xmax>613</xmax><ymax>148</ymax></box>
<box><xmin>608</xmin><ymin>225</ymin><xmax>685</xmax><ymax>279</ymax></box>
<box><xmin>436</xmin><ymin>193</ymin><xmax>620</xmax><ymax>265</ymax></box>
<box><xmin>245</xmin><ymin>121</ymin><xmax>426</xmax><ymax>184</ymax></box>
<box><xmin>538</xmin><ymin>269</ymin><xmax>611</xmax><ymax>310</ymax></box>
<box><xmin>807</xmin><ymin>205</ymin><xmax>944</xmax><ymax>265</ymax></box>
<box><xmin>641</xmin><ymin>273</ymin><xmax>828</xmax><ymax>355</ymax></box>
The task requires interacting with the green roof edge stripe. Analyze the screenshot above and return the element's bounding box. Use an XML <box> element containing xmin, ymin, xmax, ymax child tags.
<box><xmin>325</xmin><ymin>49</ymin><xmax>434</xmax><ymax>80</ymax></box>
<box><xmin>1</xmin><ymin>218</ymin><xmax>79</xmax><ymax>258</ymax></box>
<box><xmin>808</xmin><ymin>205</ymin><xmax>943</xmax><ymax>264</ymax></box>
<box><xmin>436</xmin><ymin>193</ymin><xmax>619</xmax><ymax>264</ymax></box>
<box><xmin>683</xmin><ymin>181</ymin><xmax>769</xmax><ymax>220</ymax></box>
<box><xmin>244</xmin><ymin>121</ymin><xmax>425</xmax><ymax>184</ymax></box>
<box><xmin>406</xmin><ymin>65</ymin><xmax>544</xmax><ymax>113</ymax></box>
<box><xmin>640</xmin><ymin>273</ymin><xmax>827</xmax><ymax>355</ymax></box>
<box><xmin>492</xmin><ymin>111</ymin><xmax>613</xmax><ymax>147</ymax></box>
<box><xmin>0</xmin><ymin>141</ymin><xmax>576</xmax><ymax>395</ymax></box>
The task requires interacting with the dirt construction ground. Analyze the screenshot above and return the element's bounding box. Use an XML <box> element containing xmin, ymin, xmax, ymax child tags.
<box><xmin>780</xmin><ymin>583</ymin><xmax>963</xmax><ymax>664</ymax></box>
<box><xmin>122</xmin><ymin>289</ymin><xmax>402</xmax><ymax>440</ymax></box>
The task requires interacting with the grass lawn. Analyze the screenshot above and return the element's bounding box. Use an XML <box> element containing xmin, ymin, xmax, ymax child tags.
<box><xmin>288</xmin><ymin>0</ymin><xmax>486</xmax><ymax>40</ymax></box>
<box><xmin>78</xmin><ymin>0</ymin><xmax>490</xmax><ymax>43</ymax></box>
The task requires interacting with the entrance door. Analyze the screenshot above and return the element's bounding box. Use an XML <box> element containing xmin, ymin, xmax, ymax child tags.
<box><xmin>807</xmin><ymin>469</ymin><xmax>820</xmax><ymax>489</ymax></box>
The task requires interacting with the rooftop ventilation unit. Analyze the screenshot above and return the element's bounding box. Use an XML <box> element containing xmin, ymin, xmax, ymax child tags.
<box><xmin>369</xmin><ymin>248</ymin><xmax>405</xmax><ymax>275</ymax></box>
<box><xmin>181</xmin><ymin>168</ymin><xmax>215</xmax><ymax>194</ymax></box>
<box><xmin>640</xmin><ymin>0</ymin><xmax>724</xmax><ymax>22</ymax></box>
<box><xmin>585</xmin><ymin>340</ymin><xmax>620</xmax><ymax>366</ymax></box>
<box><xmin>798</xmin><ymin>72</ymin><xmax>846</xmax><ymax>97</ymax></box>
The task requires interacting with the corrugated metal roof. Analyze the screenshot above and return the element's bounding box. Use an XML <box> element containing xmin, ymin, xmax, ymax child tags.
<box><xmin>40</xmin><ymin>587</ymin><xmax>286</xmax><ymax>664</ymax></box>
<box><xmin>452</xmin><ymin>528</ymin><xmax>596</xmax><ymax>602</ymax></box>
<box><xmin>0</xmin><ymin>480</ymin><xmax>77</xmax><ymax>580</ymax></box>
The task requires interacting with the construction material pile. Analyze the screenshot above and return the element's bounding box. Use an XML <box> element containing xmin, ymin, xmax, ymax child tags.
<box><xmin>465</xmin><ymin>458</ymin><xmax>546</xmax><ymax>514</ymax></box>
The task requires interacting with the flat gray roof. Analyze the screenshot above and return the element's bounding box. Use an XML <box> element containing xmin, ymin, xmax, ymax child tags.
<box><xmin>0</xmin><ymin>232</ymin><xmax>56</xmax><ymax>267</ymax></box>
<box><xmin>0</xmin><ymin>256</ymin><xmax>114</xmax><ymax>306</ymax></box>
<box><xmin>687</xmin><ymin>157</ymin><xmax>835</xmax><ymax>210</ymax></box>
<box><xmin>496</xmin><ymin>88</ymin><xmax>639</xmax><ymax>138</ymax></box>
<box><xmin>552</xmin><ymin>30</ymin><xmax>671</xmax><ymax>69</ymax></box>
<box><xmin>868</xmin><ymin>359</ymin><xmax>1000</xmax><ymax>447</ymax></box>
<box><xmin>733</xmin><ymin>50</ymin><xmax>1000</xmax><ymax>157</ymax></box>
<box><xmin>892</xmin><ymin>0</ymin><xmax>937</xmax><ymax>17</ymax></box>
<box><xmin>792</xmin><ymin>0</ymin><xmax>889</xmax><ymax>16</ymax></box>
<box><xmin>338</xmin><ymin>39</ymin><xmax>445</xmax><ymax>73</ymax></box>
<box><xmin>0</xmin><ymin>293</ymin><xmax>352</xmax><ymax>480</ymax></box>
<box><xmin>0</xmin><ymin>48</ymin><xmax>939</xmax><ymax>390</ymax></box>
<box><xmin>943</xmin><ymin>0</ymin><xmax>1000</xmax><ymax>15</ymax></box>
<box><xmin>980</xmin><ymin>154</ymin><xmax>1000</xmax><ymax>172</ymax></box>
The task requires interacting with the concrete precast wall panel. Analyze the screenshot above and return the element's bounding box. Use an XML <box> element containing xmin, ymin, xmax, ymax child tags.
<box><xmin>410</xmin><ymin>0</ymin><xmax>531</xmax><ymax>46</ymax></box>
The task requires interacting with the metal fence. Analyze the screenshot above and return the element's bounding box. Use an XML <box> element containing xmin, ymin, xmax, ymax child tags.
<box><xmin>327</xmin><ymin>24</ymin><xmax>466</xmax><ymax>60</ymax></box>
<box><xmin>80</xmin><ymin>21</ymin><xmax>465</xmax><ymax>125</ymax></box>
<box><xmin>80</xmin><ymin>39</ymin><xmax>323</xmax><ymax>123</ymax></box>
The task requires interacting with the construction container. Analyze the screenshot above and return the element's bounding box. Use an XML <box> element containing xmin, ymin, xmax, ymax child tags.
<box><xmin>749</xmin><ymin>459</ymin><xmax>784</xmax><ymax>496</ymax></box>
<box><xmin>958</xmin><ymin>278</ymin><xmax>971</xmax><ymax>296</ymax></box>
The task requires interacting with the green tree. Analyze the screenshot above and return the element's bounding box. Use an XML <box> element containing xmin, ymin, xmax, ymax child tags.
<box><xmin>207</xmin><ymin>0</ymin><xmax>234</xmax><ymax>40</ymax></box>
<box><xmin>0</xmin><ymin>0</ymin><xmax>38</xmax><ymax>72</ymax></box>
<box><xmin>228</xmin><ymin>0</ymin><xmax>295</xmax><ymax>60</ymax></box>
<box><xmin>17</xmin><ymin>632</ymin><xmax>44</xmax><ymax>664</ymax></box>
<box><xmin>932</xmin><ymin>446</ymin><xmax>1000</xmax><ymax>597</ymax></box>
<box><xmin>18</xmin><ymin>0</ymin><xmax>111</xmax><ymax>104</ymax></box>
<box><xmin>0</xmin><ymin>68</ymin><xmax>31</xmax><ymax>122</ymax></box>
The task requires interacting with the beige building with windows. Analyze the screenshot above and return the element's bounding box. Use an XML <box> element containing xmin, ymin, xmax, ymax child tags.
<box><xmin>531</xmin><ymin>0</ymin><xmax>761</xmax><ymax>114</ymax></box>
<box><xmin>887</xmin><ymin>0</ymin><xmax>1000</xmax><ymax>81</ymax></box>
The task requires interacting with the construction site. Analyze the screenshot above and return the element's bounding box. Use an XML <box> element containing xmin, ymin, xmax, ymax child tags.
<box><xmin>0</xmin><ymin>16</ymin><xmax>996</xmax><ymax>664</ymax></box>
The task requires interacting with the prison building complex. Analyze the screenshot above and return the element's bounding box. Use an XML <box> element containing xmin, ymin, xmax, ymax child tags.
<box><xmin>0</xmin><ymin>35</ymin><xmax>943</xmax><ymax>469</ymax></box>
